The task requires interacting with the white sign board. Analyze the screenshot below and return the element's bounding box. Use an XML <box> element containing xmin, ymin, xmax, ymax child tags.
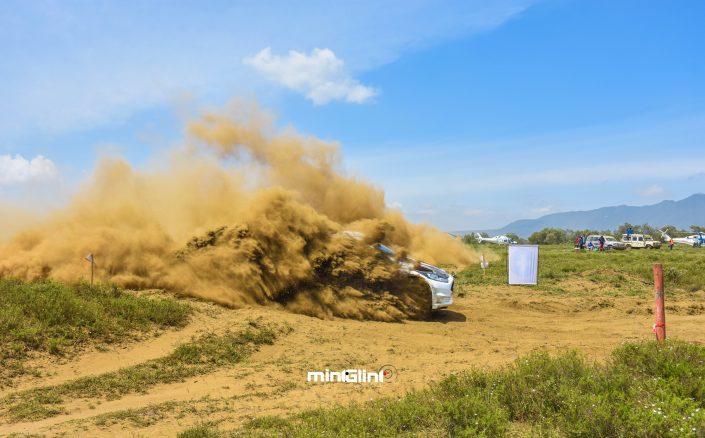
<box><xmin>508</xmin><ymin>245</ymin><xmax>539</xmax><ymax>285</ymax></box>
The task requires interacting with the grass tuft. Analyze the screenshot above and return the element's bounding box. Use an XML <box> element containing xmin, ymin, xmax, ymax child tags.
<box><xmin>177</xmin><ymin>424</ymin><xmax>222</xmax><ymax>438</ymax></box>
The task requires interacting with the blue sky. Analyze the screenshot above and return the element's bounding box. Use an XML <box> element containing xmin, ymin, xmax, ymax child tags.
<box><xmin>1</xmin><ymin>0</ymin><xmax>704</xmax><ymax>230</ymax></box>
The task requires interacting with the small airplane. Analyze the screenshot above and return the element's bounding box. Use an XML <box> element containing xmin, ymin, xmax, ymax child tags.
<box><xmin>659</xmin><ymin>229</ymin><xmax>704</xmax><ymax>247</ymax></box>
<box><xmin>475</xmin><ymin>233</ymin><xmax>516</xmax><ymax>245</ymax></box>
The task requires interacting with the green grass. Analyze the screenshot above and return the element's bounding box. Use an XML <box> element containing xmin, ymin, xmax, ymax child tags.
<box><xmin>178</xmin><ymin>424</ymin><xmax>222</xmax><ymax>438</ymax></box>
<box><xmin>0</xmin><ymin>319</ymin><xmax>285</xmax><ymax>422</ymax></box>
<box><xmin>178</xmin><ymin>341</ymin><xmax>705</xmax><ymax>437</ymax></box>
<box><xmin>459</xmin><ymin>244</ymin><xmax>705</xmax><ymax>296</ymax></box>
<box><xmin>0</xmin><ymin>278</ymin><xmax>191</xmax><ymax>383</ymax></box>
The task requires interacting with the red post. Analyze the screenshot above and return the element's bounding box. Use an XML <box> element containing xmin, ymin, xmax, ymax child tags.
<box><xmin>653</xmin><ymin>263</ymin><xmax>666</xmax><ymax>342</ymax></box>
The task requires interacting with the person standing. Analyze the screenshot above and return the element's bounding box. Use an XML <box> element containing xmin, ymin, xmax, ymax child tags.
<box><xmin>598</xmin><ymin>235</ymin><xmax>605</xmax><ymax>251</ymax></box>
<box><xmin>669</xmin><ymin>239</ymin><xmax>674</xmax><ymax>251</ymax></box>
<box><xmin>575</xmin><ymin>235</ymin><xmax>581</xmax><ymax>252</ymax></box>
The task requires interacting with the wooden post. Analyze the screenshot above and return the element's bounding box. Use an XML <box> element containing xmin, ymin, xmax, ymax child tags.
<box><xmin>653</xmin><ymin>263</ymin><xmax>666</xmax><ymax>342</ymax></box>
<box><xmin>85</xmin><ymin>253</ymin><xmax>95</xmax><ymax>287</ymax></box>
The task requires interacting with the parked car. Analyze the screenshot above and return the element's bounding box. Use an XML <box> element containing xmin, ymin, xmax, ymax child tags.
<box><xmin>585</xmin><ymin>235</ymin><xmax>625</xmax><ymax>250</ymax></box>
<box><xmin>604</xmin><ymin>236</ymin><xmax>626</xmax><ymax>250</ymax></box>
<box><xmin>621</xmin><ymin>233</ymin><xmax>661</xmax><ymax>249</ymax></box>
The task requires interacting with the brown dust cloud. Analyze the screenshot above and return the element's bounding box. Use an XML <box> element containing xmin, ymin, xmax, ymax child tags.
<box><xmin>0</xmin><ymin>102</ymin><xmax>480</xmax><ymax>321</ymax></box>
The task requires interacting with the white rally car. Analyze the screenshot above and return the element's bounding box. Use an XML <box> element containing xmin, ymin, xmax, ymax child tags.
<box><xmin>373</xmin><ymin>243</ymin><xmax>455</xmax><ymax>311</ymax></box>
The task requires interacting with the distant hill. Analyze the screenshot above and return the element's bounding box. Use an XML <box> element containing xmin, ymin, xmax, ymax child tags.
<box><xmin>458</xmin><ymin>193</ymin><xmax>705</xmax><ymax>238</ymax></box>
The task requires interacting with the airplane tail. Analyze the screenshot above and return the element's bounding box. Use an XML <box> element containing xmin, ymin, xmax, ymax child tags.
<box><xmin>659</xmin><ymin>228</ymin><xmax>671</xmax><ymax>242</ymax></box>
<box><xmin>475</xmin><ymin>233</ymin><xmax>483</xmax><ymax>242</ymax></box>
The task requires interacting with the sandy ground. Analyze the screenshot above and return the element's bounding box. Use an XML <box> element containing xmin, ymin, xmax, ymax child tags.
<box><xmin>2</xmin><ymin>282</ymin><xmax>705</xmax><ymax>437</ymax></box>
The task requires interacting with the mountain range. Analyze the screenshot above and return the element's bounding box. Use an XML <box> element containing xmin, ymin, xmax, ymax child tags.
<box><xmin>461</xmin><ymin>193</ymin><xmax>705</xmax><ymax>238</ymax></box>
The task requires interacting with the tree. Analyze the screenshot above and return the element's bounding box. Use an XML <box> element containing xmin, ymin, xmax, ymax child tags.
<box><xmin>506</xmin><ymin>233</ymin><xmax>527</xmax><ymax>244</ymax></box>
<box><xmin>462</xmin><ymin>234</ymin><xmax>475</xmax><ymax>245</ymax></box>
<box><xmin>614</xmin><ymin>223</ymin><xmax>636</xmax><ymax>237</ymax></box>
<box><xmin>572</xmin><ymin>228</ymin><xmax>611</xmax><ymax>238</ymax></box>
<box><xmin>528</xmin><ymin>228</ymin><xmax>570</xmax><ymax>245</ymax></box>
<box><xmin>640</xmin><ymin>223</ymin><xmax>661</xmax><ymax>238</ymax></box>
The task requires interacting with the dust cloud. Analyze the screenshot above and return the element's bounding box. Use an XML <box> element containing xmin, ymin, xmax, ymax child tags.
<box><xmin>0</xmin><ymin>204</ymin><xmax>40</xmax><ymax>243</ymax></box>
<box><xmin>0</xmin><ymin>102</ymin><xmax>479</xmax><ymax>321</ymax></box>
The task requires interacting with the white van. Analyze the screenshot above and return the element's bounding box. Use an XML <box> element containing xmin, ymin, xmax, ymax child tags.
<box><xmin>585</xmin><ymin>235</ymin><xmax>624</xmax><ymax>250</ymax></box>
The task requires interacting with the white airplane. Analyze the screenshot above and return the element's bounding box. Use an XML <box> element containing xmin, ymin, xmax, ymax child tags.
<box><xmin>475</xmin><ymin>233</ymin><xmax>516</xmax><ymax>245</ymax></box>
<box><xmin>659</xmin><ymin>229</ymin><xmax>704</xmax><ymax>247</ymax></box>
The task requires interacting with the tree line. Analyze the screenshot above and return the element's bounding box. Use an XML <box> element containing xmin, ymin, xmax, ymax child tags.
<box><xmin>463</xmin><ymin>224</ymin><xmax>705</xmax><ymax>246</ymax></box>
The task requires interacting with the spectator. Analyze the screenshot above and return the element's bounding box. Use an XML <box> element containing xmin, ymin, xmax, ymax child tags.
<box><xmin>575</xmin><ymin>235</ymin><xmax>581</xmax><ymax>252</ymax></box>
<box><xmin>598</xmin><ymin>235</ymin><xmax>605</xmax><ymax>251</ymax></box>
<box><xmin>669</xmin><ymin>239</ymin><xmax>674</xmax><ymax>251</ymax></box>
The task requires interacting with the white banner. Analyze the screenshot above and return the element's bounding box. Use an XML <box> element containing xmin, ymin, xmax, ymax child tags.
<box><xmin>508</xmin><ymin>245</ymin><xmax>539</xmax><ymax>285</ymax></box>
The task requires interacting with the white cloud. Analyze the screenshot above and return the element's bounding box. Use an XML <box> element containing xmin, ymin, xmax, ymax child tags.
<box><xmin>1</xmin><ymin>2</ymin><xmax>534</xmax><ymax>137</ymax></box>
<box><xmin>418</xmin><ymin>207</ymin><xmax>437</xmax><ymax>215</ymax></box>
<box><xmin>0</xmin><ymin>154</ymin><xmax>58</xmax><ymax>185</ymax></box>
<box><xmin>637</xmin><ymin>184</ymin><xmax>665</xmax><ymax>197</ymax></box>
<box><xmin>244</xmin><ymin>47</ymin><xmax>378</xmax><ymax>105</ymax></box>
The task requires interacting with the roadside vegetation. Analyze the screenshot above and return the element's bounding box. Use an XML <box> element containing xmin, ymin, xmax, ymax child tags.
<box><xmin>178</xmin><ymin>341</ymin><xmax>705</xmax><ymax>437</ymax></box>
<box><xmin>465</xmin><ymin>223</ymin><xmax>705</xmax><ymax>246</ymax></box>
<box><xmin>0</xmin><ymin>318</ymin><xmax>286</xmax><ymax>422</ymax></box>
<box><xmin>0</xmin><ymin>279</ymin><xmax>191</xmax><ymax>384</ymax></box>
<box><xmin>458</xmin><ymin>243</ymin><xmax>705</xmax><ymax>295</ymax></box>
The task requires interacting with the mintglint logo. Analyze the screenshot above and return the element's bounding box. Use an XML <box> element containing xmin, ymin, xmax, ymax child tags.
<box><xmin>307</xmin><ymin>365</ymin><xmax>397</xmax><ymax>383</ymax></box>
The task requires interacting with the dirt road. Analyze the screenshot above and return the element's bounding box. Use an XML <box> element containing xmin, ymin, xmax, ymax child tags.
<box><xmin>3</xmin><ymin>282</ymin><xmax>705</xmax><ymax>437</ymax></box>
